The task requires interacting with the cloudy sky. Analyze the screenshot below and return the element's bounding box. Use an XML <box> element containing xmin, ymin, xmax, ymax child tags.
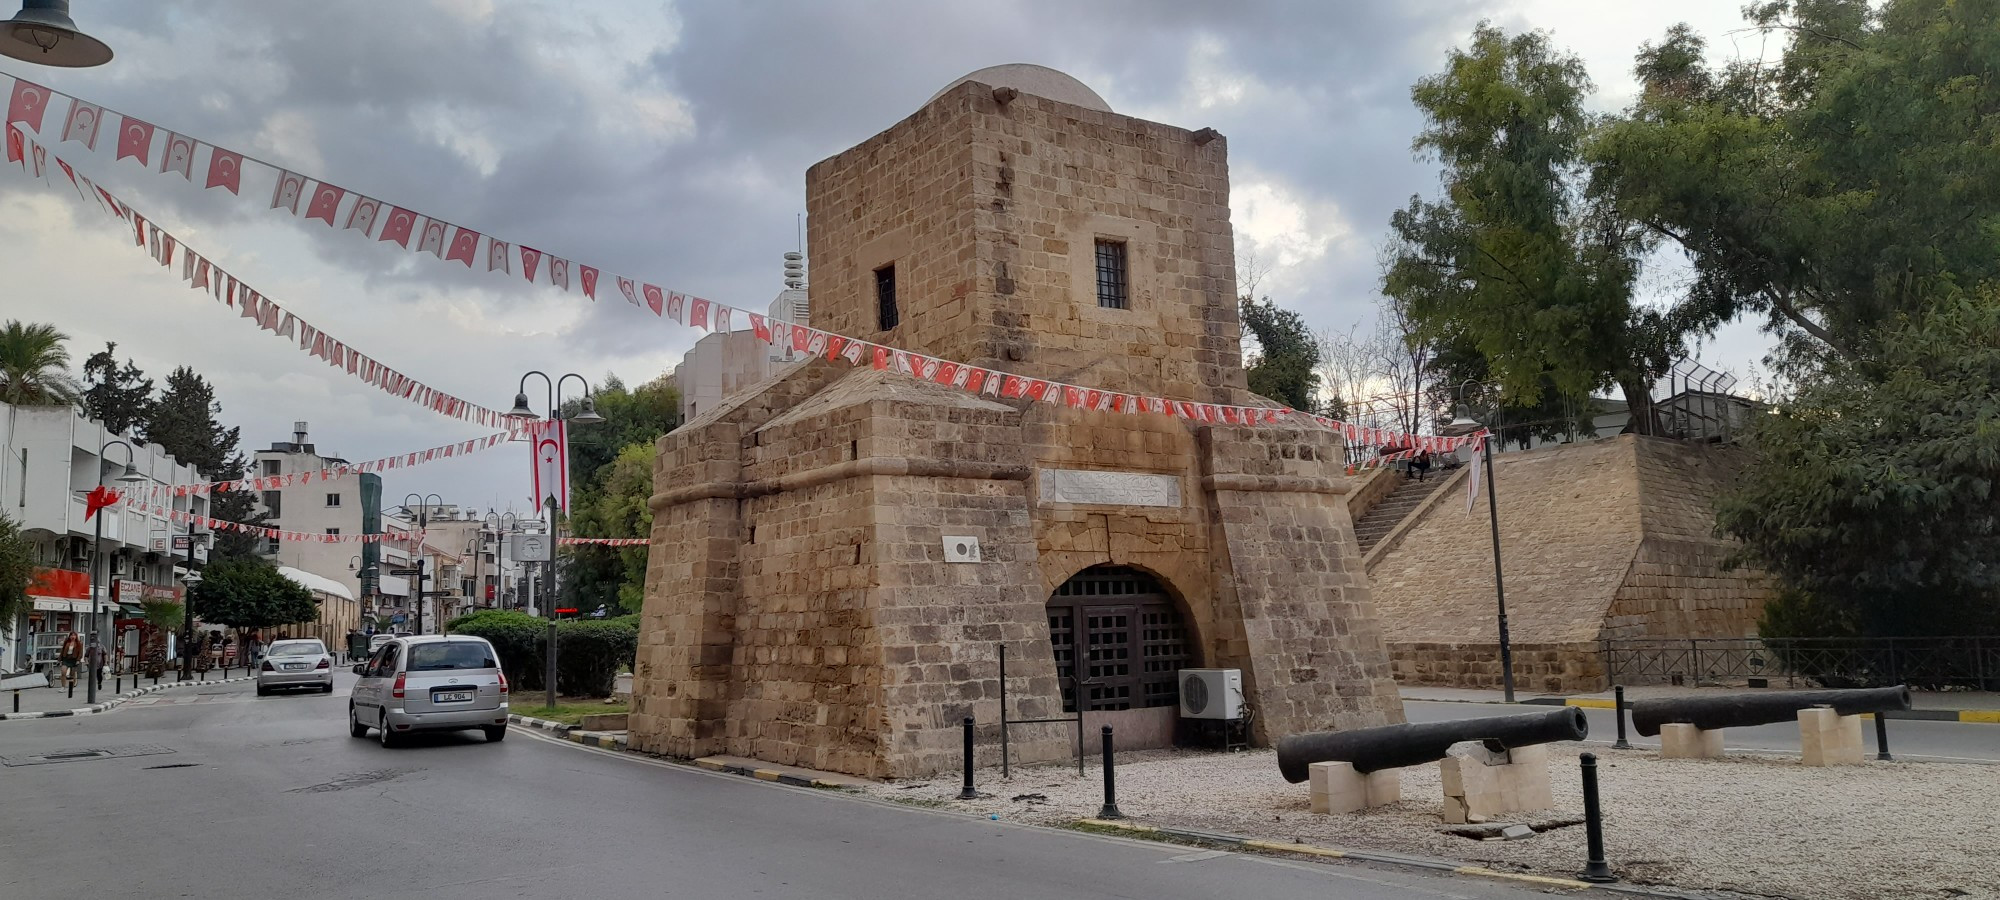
<box><xmin>1</xmin><ymin>0</ymin><xmax>1776</xmax><ymax>515</ymax></box>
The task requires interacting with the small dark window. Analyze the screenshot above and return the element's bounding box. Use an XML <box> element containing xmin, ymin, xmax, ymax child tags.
<box><xmin>325</xmin><ymin>492</ymin><xmax>341</xmax><ymax>507</ymax></box>
<box><xmin>325</xmin><ymin>528</ymin><xmax>340</xmax><ymax>537</ymax></box>
<box><xmin>1094</xmin><ymin>239</ymin><xmax>1129</xmax><ymax>309</ymax></box>
<box><xmin>261</xmin><ymin>491</ymin><xmax>282</xmax><ymax>517</ymax></box>
<box><xmin>262</xmin><ymin>459</ymin><xmax>281</xmax><ymax>476</ymax></box>
<box><xmin>875</xmin><ymin>264</ymin><xmax>899</xmax><ymax>331</ymax></box>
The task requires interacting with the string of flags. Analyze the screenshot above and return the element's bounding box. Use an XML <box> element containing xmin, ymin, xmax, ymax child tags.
<box><xmin>4</xmin><ymin>76</ymin><xmax>1487</xmax><ymax>458</ymax></box>
<box><xmin>558</xmin><ymin>537</ymin><xmax>648</xmax><ymax>546</ymax></box>
<box><xmin>117</xmin><ymin>493</ymin><xmax>428</xmax><ymax>546</ymax></box>
<box><xmin>148</xmin><ymin>431</ymin><xmax>515</xmax><ymax>495</ymax></box>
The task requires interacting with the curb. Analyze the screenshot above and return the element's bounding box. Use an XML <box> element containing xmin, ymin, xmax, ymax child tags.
<box><xmin>505</xmin><ymin>713</ymin><xmax>629</xmax><ymax>751</ymax></box>
<box><xmin>1075</xmin><ymin>818</ymin><xmax>1704</xmax><ymax>897</ymax></box>
<box><xmin>692</xmin><ymin>757</ymin><xmax>853</xmax><ymax>789</ymax></box>
<box><xmin>1450</xmin><ymin>695</ymin><xmax>2000</xmax><ymax>724</ymax></box>
<box><xmin>1</xmin><ymin>674</ymin><xmax>256</xmax><ymax>721</ymax></box>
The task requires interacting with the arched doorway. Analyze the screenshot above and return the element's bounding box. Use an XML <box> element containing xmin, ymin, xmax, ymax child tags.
<box><xmin>1046</xmin><ymin>566</ymin><xmax>1191</xmax><ymax>713</ymax></box>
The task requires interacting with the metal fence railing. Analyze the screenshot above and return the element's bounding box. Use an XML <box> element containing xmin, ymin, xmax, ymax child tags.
<box><xmin>1602</xmin><ymin>637</ymin><xmax>2000</xmax><ymax>692</ymax></box>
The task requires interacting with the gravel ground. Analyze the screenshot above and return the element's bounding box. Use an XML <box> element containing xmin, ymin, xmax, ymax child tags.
<box><xmin>865</xmin><ymin>745</ymin><xmax>2000</xmax><ymax>900</ymax></box>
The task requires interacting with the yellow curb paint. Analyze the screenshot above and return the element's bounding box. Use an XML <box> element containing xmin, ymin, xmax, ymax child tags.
<box><xmin>752</xmin><ymin>769</ymin><xmax>783</xmax><ymax>782</ymax></box>
<box><xmin>1078</xmin><ymin>818</ymin><xmax>1157</xmax><ymax>833</ymax></box>
<box><xmin>1564</xmin><ymin>699</ymin><xmax>1618</xmax><ymax>709</ymax></box>
<box><xmin>1962</xmin><ymin>710</ymin><xmax>2000</xmax><ymax>724</ymax></box>
<box><xmin>694</xmin><ymin>760</ymin><xmax>726</xmax><ymax>771</ymax></box>
<box><xmin>1454</xmin><ymin>866</ymin><xmax>1594</xmax><ymax>889</ymax></box>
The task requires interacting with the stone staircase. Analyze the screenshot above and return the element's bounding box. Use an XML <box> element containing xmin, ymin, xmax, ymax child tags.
<box><xmin>1353</xmin><ymin>475</ymin><xmax>1445</xmax><ymax>555</ymax></box>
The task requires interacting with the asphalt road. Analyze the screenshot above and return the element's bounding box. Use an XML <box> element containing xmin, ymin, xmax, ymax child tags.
<box><xmin>1404</xmin><ymin>700</ymin><xmax>2000</xmax><ymax>763</ymax></box>
<box><xmin>2</xmin><ymin>674</ymin><xmax>1554</xmax><ymax>900</ymax></box>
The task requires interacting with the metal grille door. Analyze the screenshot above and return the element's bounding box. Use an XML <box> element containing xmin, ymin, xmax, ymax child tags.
<box><xmin>1048</xmin><ymin>566</ymin><xmax>1188</xmax><ymax>712</ymax></box>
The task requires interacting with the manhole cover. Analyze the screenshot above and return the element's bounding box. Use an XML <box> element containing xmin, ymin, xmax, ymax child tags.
<box><xmin>0</xmin><ymin>744</ymin><xmax>177</xmax><ymax>767</ymax></box>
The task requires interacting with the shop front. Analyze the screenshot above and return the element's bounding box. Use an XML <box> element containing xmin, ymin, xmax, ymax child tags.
<box><xmin>22</xmin><ymin>568</ymin><xmax>91</xmax><ymax>673</ymax></box>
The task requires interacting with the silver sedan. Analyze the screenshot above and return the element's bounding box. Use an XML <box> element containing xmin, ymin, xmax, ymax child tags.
<box><xmin>257</xmin><ymin>639</ymin><xmax>335</xmax><ymax>695</ymax></box>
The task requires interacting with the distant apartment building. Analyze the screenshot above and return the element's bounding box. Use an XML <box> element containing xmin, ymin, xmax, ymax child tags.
<box><xmin>675</xmin><ymin>253</ymin><xmax>810</xmax><ymax>421</ymax></box>
<box><xmin>2</xmin><ymin>401</ymin><xmax>210</xmax><ymax>670</ymax></box>
<box><xmin>251</xmin><ymin>422</ymin><xmax>384</xmax><ymax>606</ymax></box>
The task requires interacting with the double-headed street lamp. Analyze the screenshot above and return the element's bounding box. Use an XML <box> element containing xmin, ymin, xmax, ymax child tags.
<box><xmin>1449</xmin><ymin>381</ymin><xmax>1515</xmax><ymax>703</ymax></box>
<box><xmin>507</xmin><ymin>371</ymin><xmax>602</xmax><ymax>711</ymax></box>
<box><xmin>86</xmin><ymin>439</ymin><xmax>147</xmax><ymax>704</ymax></box>
<box><xmin>483</xmin><ymin>510</ymin><xmax>517</xmax><ymax>611</ymax></box>
<box><xmin>403</xmin><ymin>493</ymin><xmax>443</xmax><ymax>635</ymax></box>
<box><xmin>179</xmin><ymin>518</ymin><xmax>206</xmax><ymax>680</ymax></box>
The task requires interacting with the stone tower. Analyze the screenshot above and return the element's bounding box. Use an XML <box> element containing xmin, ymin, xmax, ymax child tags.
<box><xmin>630</xmin><ymin>65</ymin><xmax>1404</xmax><ymax>779</ymax></box>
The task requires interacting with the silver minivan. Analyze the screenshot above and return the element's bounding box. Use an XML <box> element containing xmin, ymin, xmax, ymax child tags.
<box><xmin>348</xmin><ymin>635</ymin><xmax>509</xmax><ymax>746</ymax></box>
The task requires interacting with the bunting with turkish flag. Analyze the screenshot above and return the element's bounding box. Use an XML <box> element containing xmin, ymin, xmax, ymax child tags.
<box><xmin>84</xmin><ymin>485</ymin><xmax>121</xmax><ymax>520</ymax></box>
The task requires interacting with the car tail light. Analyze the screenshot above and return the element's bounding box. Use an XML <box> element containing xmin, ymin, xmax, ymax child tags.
<box><xmin>261</xmin><ymin>660</ymin><xmax>275</xmax><ymax>672</ymax></box>
<box><xmin>315</xmin><ymin>658</ymin><xmax>330</xmax><ymax>670</ymax></box>
<box><xmin>391</xmin><ymin>672</ymin><xmax>406</xmax><ymax>699</ymax></box>
<box><xmin>497</xmin><ymin>671</ymin><xmax>508</xmax><ymax>694</ymax></box>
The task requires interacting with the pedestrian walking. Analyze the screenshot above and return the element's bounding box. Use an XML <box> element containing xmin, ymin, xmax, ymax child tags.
<box><xmin>1409</xmin><ymin>450</ymin><xmax>1433</xmax><ymax>482</ymax></box>
<box><xmin>58</xmin><ymin>632</ymin><xmax>84</xmax><ymax>690</ymax></box>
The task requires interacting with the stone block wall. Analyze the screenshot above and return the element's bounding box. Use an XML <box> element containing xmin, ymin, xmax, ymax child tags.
<box><xmin>1368</xmin><ymin>435</ymin><xmax>1772</xmax><ymax>693</ymax></box>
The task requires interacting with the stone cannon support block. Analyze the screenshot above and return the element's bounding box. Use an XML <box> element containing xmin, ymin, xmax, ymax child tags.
<box><xmin>1798</xmin><ymin>707</ymin><xmax>1865</xmax><ymax>767</ymax></box>
<box><xmin>1658</xmin><ymin>723</ymin><xmax>1724</xmax><ymax>759</ymax></box>
<box><xmin>1438</xmin><ymin>742</ymin><xmax>1553</xmax><ymax>825</ymax></box>
<box><xmin>1308</xmin><ymin>761</ymin><xmax>1401</xmax><ymax>814</ymax></box>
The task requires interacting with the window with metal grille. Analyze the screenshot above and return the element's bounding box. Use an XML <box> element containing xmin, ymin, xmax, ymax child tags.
<box><xmin>875</xmin><ymin>264</ymin><xmax>899</xmax><ymax>331</ymax></box>
<box><xmin>1094</xmin><ymin>239</ymin><xmax>1129</xmax><ymax>309</ymax></box>
<box><xmin>1047</xmin><ymin>566</ymin><xmax>1188</xmax><ymax>712</ymax></box>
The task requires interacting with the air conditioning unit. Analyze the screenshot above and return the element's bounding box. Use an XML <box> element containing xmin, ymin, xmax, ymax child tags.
<box><xmin>1179</xmin><ymin>668</ymin><xmax>1243</xmax><ymax>720</ymax></box>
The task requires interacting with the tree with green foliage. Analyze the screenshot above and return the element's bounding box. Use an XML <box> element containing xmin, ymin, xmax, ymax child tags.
<box><xmin>1590</xmin><ymin>0</ymin><xmax>2000</xmax><ymax>368</ymax></box>
<box><xmin>0</xmin><ymin>513</ymin><xmax>34</xmax><ymax>645</ymax></box>
<box><xmin>561</xmin><ymin>374</ymin><xmax>679</xmax><ymax>613</ymax></box>
<box><xmin>188</xmin><ymin>557</ymin><xmax>318</xmax><ymax>631</ymax></box>
<box><xmin>81</xmin><ymin>342</ymin><xmax>155</xmax><ymax>436</ymax></box>
<box><xmin>0</xmin><ymin>320</ymin><xmax>81</xmax><ymax>406</ymax></box>
<box><xmin>1240</xmin><ymin>297</ymin><xmax>1328</xmax><ymax>415</ymax></box>
<box><xmin>1718</xmin><ymin>295</ymin><xmax>2000</xmax><ymax>637</ymax></box>
<box><xmin>145</xmin><ymin>367</ymin><xmax>265</xmax><ymax>560</ymax></box>
<box><xmin>1385</xmin><ymin>24</ymin><xmax>1678</xmax><ymax>436</ymax></box>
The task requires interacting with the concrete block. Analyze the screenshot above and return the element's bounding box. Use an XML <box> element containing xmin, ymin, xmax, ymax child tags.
<box><xmin>1798</xmin><ymin>707</ymin><xmax>1865</xmax><ymax>766</ymax></box>
<box><xmin>1659</xmin><ymin>723</ymin><xmax>1724</xmax><ymax>759</ymax></box>
<box><xmin>1308</xmin><ymin>760</ymin><xmax>1401</xmax><ymax>814</ymax></box>
<box><xmin>1438</xmin><ymin>742</ymin><xmax>1555</xmax><ymax>825</ymax></box>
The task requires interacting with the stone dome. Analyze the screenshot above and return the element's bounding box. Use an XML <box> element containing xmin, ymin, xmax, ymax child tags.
<box><xmin>928</xmin><ymin>63</ymin><xmax>1111</xmax><ymax>113</ymax></box>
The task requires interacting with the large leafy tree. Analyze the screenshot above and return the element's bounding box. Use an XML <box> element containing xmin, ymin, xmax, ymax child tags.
<box><xmin>0</xmin><ymin>320</ymin><xmax>82</xmax><ymax>406</ymax></box>
<box><xmin>188</xmin><ymin>557</ymin><xmax>318</xmax><ymax>630</ymax></box>
<box><xmin>0</xmin><ymin>513</ymin><xmax>34</xmax><ymax>639</ymax></box>
<box><xmin>560</xmin><ymin>374</ymin><xmax>680</xmax><ymax>614</ymax></box>
<box><xmin>81</xmin><ymin>342</ymin><xmax>155</xmax><ymax>436</ymax></box>
<box><xmin>1241</xmin><ymin>297</ymin><xmax>1332</xmax><ymax>416</ymax></box>
<box><xmin>1717</xmin><ymin>295</ymin><xmax>2000</xmax><ymax>636</ymax></box>
<box><xmin>144</xmin><ymin>367</ymin><xmax>264</xmax><ymax>560</ymax></box>
<box><xmin>1384</xmin><ymin>25</ymin><xmax>1679</xmax><ymax>435</ymax></box>
<box><xmin>1590</xmin><ymin>0</ymin><xmax>2000</xmax><ymax>366</ymax></box>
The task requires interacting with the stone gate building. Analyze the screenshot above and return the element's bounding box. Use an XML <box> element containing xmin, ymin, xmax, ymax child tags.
<box><xmin>630</xmin><ymin>65</ymin><xmax>1404</xmax><ymax>779</ymax></box>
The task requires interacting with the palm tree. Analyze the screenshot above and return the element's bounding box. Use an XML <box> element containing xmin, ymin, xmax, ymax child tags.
<box><xmin>0</xmin><ymin>320</ymin><xmax>82</xmax><ymax>406</ymax></box>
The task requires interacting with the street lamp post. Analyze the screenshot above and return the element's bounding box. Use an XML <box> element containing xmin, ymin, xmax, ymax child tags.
<box><xmin>403</xmin><ymin>493</ymin><xmax>443</xmax><ymax>635</ymax></box>
<box><xmin>179</xmin><ymin>518</ymin><xmax>203</xmax><ymax>680</ymax></box>
<box><xmin>484</xmin><ymin>511</ymin><xmax>516</xmax><ymax>611</ymax></box>
<box><xmin>506</xmin><ymin>371</ymin><xmax>603</xmax><ymax>711</ymax></box>
<box><xmin>86</xmin><ymin>439</ymin><xmax>147</xmax><ymax>705</ymax></box>
<box><xmin>1451</xmin><ymin>382</ymin><xmax>1516</xmax><ymax>704</ymax></box>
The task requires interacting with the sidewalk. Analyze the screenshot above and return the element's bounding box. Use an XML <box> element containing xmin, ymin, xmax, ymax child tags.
<box><xmin>3</xmin><ymin>670</ymin><xmax>253</xmax><ymax>719</ymax></box>
<box><xmin>1400</xmin><ymin>684</ymin><xmax>2000</xmax><ymax>722</ymax></box>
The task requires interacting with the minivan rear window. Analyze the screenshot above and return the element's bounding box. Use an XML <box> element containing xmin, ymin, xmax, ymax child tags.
<box><xmin>406</xmin><ymin>642</ymin><xmax>498</xmax><ymax>671</ymax></box>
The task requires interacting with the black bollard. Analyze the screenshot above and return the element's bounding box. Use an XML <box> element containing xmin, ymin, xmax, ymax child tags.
<box><xmin>1874</xmin><ymin>714</ymin><xmax>1892</xmax><ymax>761</ymax></box>
<box><xmin>1096</xmin><ymin>725</ymin><xmax>1123</xmax><ymax>820</ymax></box>
<box><xmin>1578</xmin><ymin>753</ymin><xmax>1617</xmax><ymax>883</ymax></box>
<box><xmin>68</xmin><ymin>678</ymin><xmax>75</xmax><ymax>699</ymax></box>
<box><xmin>1612</xmin><ymin>686</ymin><xmax>1632</xmax><ymax>750</ymax></box>
<box><xmin>958</xmin><ymin>716</ymin><xmax>979</xmax><ymax>800</ymax></box>
<box><xmin>11</xmin><ymin>691</ymin><xmax>18</xmax><ymax>713</ymax></box>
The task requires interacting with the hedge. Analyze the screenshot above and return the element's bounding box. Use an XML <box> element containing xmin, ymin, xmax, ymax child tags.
<box><xmin>445</xmin><ymin>610</ymin><xmax>637</xmax><ymax>697</ymax></box>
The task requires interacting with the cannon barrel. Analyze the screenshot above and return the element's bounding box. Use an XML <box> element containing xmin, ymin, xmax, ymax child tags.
<box><xmin>1628</xmin><ymin>686</ymin><xmax>1912</xmax><ymax>737</ymax></box>
<box><xmin>1275</xmin><ymin>707</ymin><xmax>1588</xmax><ymax>783</ymax></box>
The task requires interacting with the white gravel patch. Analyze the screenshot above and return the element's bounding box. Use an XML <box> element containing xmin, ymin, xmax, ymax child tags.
<box><xmin>865</xmin><ymin>744</ymin><xmax>2000</xmax><ymax>900</ymax></box>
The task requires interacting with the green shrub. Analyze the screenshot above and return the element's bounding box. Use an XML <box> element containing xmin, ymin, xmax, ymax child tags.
<box><xmin>555</xmin><ymin>619</ymin><xmax>638</xmax><ymax>697</ymax></box>
<box><xmin>443</xmin><ymin>611</ymin><xmax>639</xmax><ymax>697</ymax></box>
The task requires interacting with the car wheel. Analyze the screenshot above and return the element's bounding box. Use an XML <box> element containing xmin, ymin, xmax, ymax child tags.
<box><xmin>483</xmin><ymin>725</ymin><xmax>506</xmax><ymax>743</ymax></box>
<box><xmin>378</xmin><ymin>712</ymin><xmax>400</xmax><ymax>748</ymax></box>
<box><xmin>348</xmin><ymin>705</ymin><xmax>368</xmax><ymax>738</ymax></box>
<box><xmin>321</xmin><ymin>682</ymin><xmax>334</xmax><ymax>694</ymax></box>
<box><xmin>256</xmin><ymin>684</ymin><xmax>269</xmax><ymax>697</ymax></box>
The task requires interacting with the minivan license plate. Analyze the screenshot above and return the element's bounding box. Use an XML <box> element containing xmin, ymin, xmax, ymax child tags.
<box><xmin>434</xmin><ymin>690</ymin><xmax>473</xmax><ymax>703</ymax></box>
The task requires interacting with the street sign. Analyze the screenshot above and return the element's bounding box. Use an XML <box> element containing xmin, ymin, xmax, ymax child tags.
<box><xmin>387</xmin><ymin>567</ymin><xmax>420</xmax><ymax>577</ymax></box>
<box><xmin>391</xmin><ymin>613</ymin><xmax>407</xmax><ymax>624</ymax></box>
